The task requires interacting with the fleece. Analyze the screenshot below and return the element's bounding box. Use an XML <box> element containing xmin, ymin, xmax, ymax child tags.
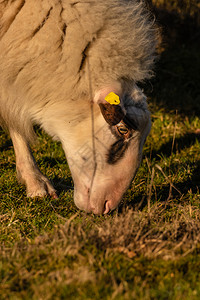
<box><xmin>0</xmin><ymin>0</ymin><xmax>157</xmax><ymax>140</ymax></box>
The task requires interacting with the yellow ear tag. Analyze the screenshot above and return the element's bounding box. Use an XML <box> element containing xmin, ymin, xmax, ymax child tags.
<box><xmin>104</xmin><ymin>92</ymin><xmax>120</xmax><ymax>105</ymax></box>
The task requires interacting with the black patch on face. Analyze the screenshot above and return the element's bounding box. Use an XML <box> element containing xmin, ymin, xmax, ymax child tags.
<box><xmin>106</xmin><ymin>107</ymin><xmax>141</xmax><ymax>165</ymax></box>
<box><xmin>107</xmin><ymin>139</ymin><xmax>129</xmax><ymax>164</ymax></box>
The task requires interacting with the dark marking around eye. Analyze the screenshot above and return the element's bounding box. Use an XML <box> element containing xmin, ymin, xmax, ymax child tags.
<box><xmin>106</xmin><ymin>111</ymin><xmax>139</xmax><ymax>164</ymax></box>
<box><xmin>107</xmin><ymin>139</ymin><xmax>128</xmax><ymax>165</ymax></box>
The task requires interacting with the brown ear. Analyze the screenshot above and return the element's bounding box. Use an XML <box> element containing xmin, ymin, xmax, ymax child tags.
<box><xmin>99</xmin><ymin>103</ymin><xmax>125</xmax><ymax>126</ymax></box>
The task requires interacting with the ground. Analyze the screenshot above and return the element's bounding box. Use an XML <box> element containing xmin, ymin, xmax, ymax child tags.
<box><xmin>0</xmin><ymin>1</ymin><xmax>200</xmax><ymax>299</ymax></box>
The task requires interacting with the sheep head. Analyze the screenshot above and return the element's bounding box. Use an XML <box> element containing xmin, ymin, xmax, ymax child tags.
<box><xmin>65</xmin><ymin>82</ymin><xmax>151</xmax><ymax>214</ymax></box>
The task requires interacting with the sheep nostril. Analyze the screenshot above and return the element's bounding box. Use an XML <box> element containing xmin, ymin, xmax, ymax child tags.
<box><xmin>103</xmin><ymin>200</ymin><xmax>110</xmax><ymax>214</ymax></box>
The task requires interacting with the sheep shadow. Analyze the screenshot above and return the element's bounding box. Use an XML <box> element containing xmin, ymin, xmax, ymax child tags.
<box><xmin>37</xmin><ymin>156</ymin><xmax>74</xmax><ymax>195</ymax></box>
<box><xmin>52</xmin><ymin>175</ymin><xmax>74</xmax><ymax>196</ymax></box>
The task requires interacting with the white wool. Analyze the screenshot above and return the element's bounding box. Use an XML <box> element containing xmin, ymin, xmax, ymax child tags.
<box><xmin>0</xmin><ymin>0</ymin><xmax>157</xmax><ymax>141</ymax></box>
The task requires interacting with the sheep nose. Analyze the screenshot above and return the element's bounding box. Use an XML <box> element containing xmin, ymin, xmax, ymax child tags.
<box><xmin>90</xmin><ymin>200</ymin><xmax>110</xmax><ymax>215</ymax></box>
<box><xmin>103</xmin><ymin>200</ymin><xmax>110</xmax><ymax>214</ymax></box>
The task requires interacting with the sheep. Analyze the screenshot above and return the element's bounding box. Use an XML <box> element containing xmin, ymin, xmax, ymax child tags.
<box><xmin>0</xmin><ymin>0</ymin><xmax>158</xmax><ymax>214</ymax></box>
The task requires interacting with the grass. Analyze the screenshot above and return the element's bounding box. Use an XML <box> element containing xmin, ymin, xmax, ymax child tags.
<box><xmin>1</xmin><ymin>1</ymin><xmax>200</xmax><ymax>299</ymax></box>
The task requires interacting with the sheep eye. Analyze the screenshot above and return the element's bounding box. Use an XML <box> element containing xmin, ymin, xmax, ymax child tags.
<box><xmin>117</xmin><ymin>125</ymin><xmax>129</xmax><ymax>135</ymax></box>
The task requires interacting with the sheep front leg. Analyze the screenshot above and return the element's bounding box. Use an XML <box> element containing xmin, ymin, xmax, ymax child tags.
<box><xmin>10</xmin><ymin>130</ymin><xmax>57</xmax><ymax>198</ymax></box>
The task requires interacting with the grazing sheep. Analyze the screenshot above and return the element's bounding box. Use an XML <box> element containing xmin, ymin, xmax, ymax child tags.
<box><xmin>0</xmin><ymin>0</ymin><xmax>158</xmax><ymax>214</ymax></box>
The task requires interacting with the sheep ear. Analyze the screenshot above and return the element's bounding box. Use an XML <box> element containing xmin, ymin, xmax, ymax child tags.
<box><xmin>99</xmin><ymin>103</ymin><xmax>125</xmax><ymax>126</ymax></box>
<box><xmin>94</xmin><ymin>83</ymin><xmax>124</xmax><ymax>125</ymax></box>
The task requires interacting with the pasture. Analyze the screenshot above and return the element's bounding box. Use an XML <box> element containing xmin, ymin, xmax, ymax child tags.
<box><xmin>1</xmin><ymin>1</ymin><xmax>200</xmax><ymax>299</ymax></box>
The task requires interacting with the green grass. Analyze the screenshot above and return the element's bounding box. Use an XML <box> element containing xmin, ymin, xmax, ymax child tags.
<box><xmin>1</xmin><ymin>2</ymin><xmax>200</xmax><ymax>299</ymax></box>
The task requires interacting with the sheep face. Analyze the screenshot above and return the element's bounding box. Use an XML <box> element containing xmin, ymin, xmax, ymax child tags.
<box><xmin>61</xmin><ymin>84</ymin><xmax>151</xmax><ymax>214</ymax></box>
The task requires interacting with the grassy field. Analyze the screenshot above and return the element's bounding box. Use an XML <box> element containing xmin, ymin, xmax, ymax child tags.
<box><xmin>1</xmin><ymin>1</ymin><xmax>200</xmax><ymax>299</ymax></box>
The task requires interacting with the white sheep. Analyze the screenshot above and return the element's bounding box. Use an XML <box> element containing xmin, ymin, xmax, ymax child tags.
<box><xmin>0</xmin><ymin>0</ymin><xmax>158</xmax><ymax>214</ymax></box>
